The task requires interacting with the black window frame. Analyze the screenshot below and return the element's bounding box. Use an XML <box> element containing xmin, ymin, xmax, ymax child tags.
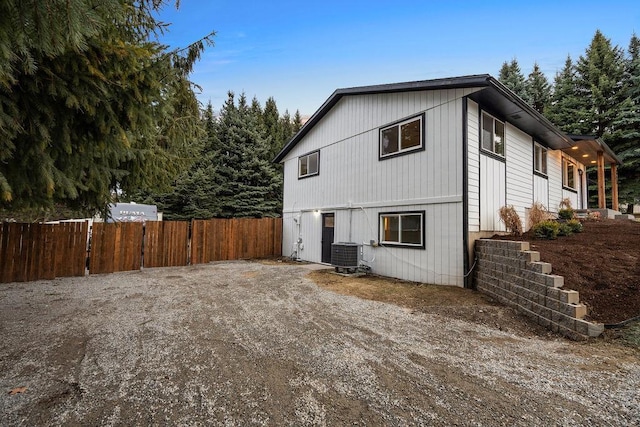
<box><xmin>480</xmin><ymin>111</ymin><xmax>505</xmax><ymax>158</ymax></box>
<box><xmin>298</xmin><ymin>150</ymin><xmax>320</xmax><ymax>179</ymax></box>
<box><xmin>378</xmin><ymin>211</ymin><xmax>425</xmax><ymax>249</ymax></box>
<box><xmin>379</xmin><ymin>113</ymin><xmax>426</xmax><ymax>160</ymax></box>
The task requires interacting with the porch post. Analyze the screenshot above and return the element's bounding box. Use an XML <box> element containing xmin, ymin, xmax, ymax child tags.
<box><xmin>611</xmin><ymin>163</ymin><xmax>619</xmax><ymax>211</ymax></box>
<box><xmin>597</xmin><ymin>151</ymin><xmax>606</xmax><ymax>209</ymax></box>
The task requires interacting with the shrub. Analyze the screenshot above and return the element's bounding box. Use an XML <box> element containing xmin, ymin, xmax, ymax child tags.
<box><xmin>558</xmin><ymin>208</ymin><xmax>575</xmax><ymax>220</ymax></box>
<box><xmin>566</xmin><ymin>218</ymin><xmax>583</xmax><ymax>233</ymax></box>
<box><xmin>528</xmin><ymin>202</ymin><xmax>550</xmax><ymax>229</ymax></box>
<box><xmin>532</xmin><ymin>220</ymin><xmax>560</xmax><ymax>239</ymax></box>
<box><xmin>558</xmin><ymin>223</ymin><xmax>573</xmax><ymax>236</ymax></box>
<box><xmin>499</xmin><ymin>205</ymin><xmax>523</xmax><ymax>236</ymax></box>
<box><xmin>558</xmin><ymin>198</ymin><xmax>574</xmax><ymax>220</ymax></box>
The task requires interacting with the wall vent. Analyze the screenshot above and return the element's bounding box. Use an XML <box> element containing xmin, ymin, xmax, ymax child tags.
<box><xmin>331</xmin><ymin>242</ymin><xmax>361</xmax><ymax>273</ymax></box>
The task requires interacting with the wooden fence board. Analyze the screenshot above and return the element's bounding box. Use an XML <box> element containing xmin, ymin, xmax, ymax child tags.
<box><xmin>143</xmin><ymin>221</ymin><xmax>188</xmax><ymax>268</ymax></box>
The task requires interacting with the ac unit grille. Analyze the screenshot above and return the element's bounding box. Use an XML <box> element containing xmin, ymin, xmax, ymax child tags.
<box><xmin>331</xmin><ymin>242</ymin><xmax>360</xmax><ymax>269</ymax></box>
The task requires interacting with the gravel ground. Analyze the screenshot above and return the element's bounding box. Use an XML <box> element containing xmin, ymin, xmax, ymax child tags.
<box><xmin>0</xmin><ymin>261</ymin><xmax>638</xmax><ymax>426</ymax></box>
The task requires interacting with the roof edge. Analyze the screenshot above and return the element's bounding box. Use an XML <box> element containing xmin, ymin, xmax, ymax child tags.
<box><xmin>273</xmin><ymin>75</ymin><xmax>493</xmax><ymax>163</ymax></box>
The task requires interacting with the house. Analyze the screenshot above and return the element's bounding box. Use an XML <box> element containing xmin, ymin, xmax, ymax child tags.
<box><xmin>273</xmin><ymin>75</ymin><xmax>621</xmax><ymax>287</ymax></box>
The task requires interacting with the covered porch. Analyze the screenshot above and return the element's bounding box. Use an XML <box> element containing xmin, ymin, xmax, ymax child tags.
<box><xmin>563</xmin><ymin>135</ymin><xmax>623</xmax><ymax>212</ymax></box>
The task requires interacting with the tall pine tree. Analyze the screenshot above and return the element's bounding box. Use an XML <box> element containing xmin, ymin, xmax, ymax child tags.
<box><xmin>575</xmin><ymin>30</ymin><xmax>626</xmax><ymax>137</ymax></box>
<box><xmin>546</xmin><ymin>56</ymin><xmax>585</xmax><ymax>134</ymax></box>
<box><xmin>498</xmin><ymin>59</ymin><xmax>527</xmax><ymax>98</ymax></box>
<box><xmin>524</xmin><ymin>62</ymin><xmax>551</xmax><ymax>114</ymax></box>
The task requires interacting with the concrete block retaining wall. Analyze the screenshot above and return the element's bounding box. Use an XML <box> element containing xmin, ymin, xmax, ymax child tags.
<box><xmin>475</xmin><ymin>239</ymin><xmax>604</xmax><ymax>340</ymax></box>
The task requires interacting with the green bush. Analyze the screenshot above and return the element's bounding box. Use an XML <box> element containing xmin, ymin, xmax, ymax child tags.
<box><xmin>532</xmin><ymin>220</ymin><xmax>560</xmax><ymax>239</ymax></box>
<box><xmin>558</xmin><ymin>223</ymin><xmax>573</xmax><ymax>236</ymax></box>
<box><xmin>558</xmin><ymin>208</ymin><xmax>574</xmax><ymax>220</ymax></box>
<box><xmin>566</xmin><ymin>219</ymin><xmax>583</xmax><ymax>233</ymax></box>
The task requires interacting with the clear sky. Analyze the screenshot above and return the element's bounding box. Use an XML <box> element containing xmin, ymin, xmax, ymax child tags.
<box><xmin>157</xmin><ymin>1</ymin><xmax>639</xmax><ymax>117</ymax></box>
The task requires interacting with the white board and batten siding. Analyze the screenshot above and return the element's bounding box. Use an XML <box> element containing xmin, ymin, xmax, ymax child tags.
<box><xmin>533</xmin><ymin>174</ymin><xmax>549</xmax><ymax>209</ymax></box>
<box><xmin>505</xmin><ymin>124</ymin><xmax>534</xmax><ymax>224</ymax></box>
<box><xmin>282</xmin><ymin>88</ymin><xmax>480</xmax><ymax>286</ymax></box>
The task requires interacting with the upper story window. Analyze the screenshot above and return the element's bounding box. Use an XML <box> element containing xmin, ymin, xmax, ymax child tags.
<box><xmin>298</xmin><ymin>151</ymin><xmax>319</xmax><ymax>179</ymax></box>
<box><xmin>562</xmin><ymin>158</ymin><xmax>576</xmax><ymax>190</ymax></box>
<box><xmin>379</xmin><ymin>211</ymin><xmax>425</xmax><ymax>248</ymax></box>
<box><xmin>534</xmin><ymin>142</ymin><xmax>548</xmax><ymax>176</ymax></box>
<box><xmin>481</xmin><ymin>112</ymin><xmax>505</xmax><ymax>157</ymax></box>
<box><xmin>379</xmin><ymin>114</ymin><xmax>424</xmax><ymax>159</ymax></box>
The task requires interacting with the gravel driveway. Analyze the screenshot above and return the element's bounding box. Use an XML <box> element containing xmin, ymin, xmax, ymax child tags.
<box><xmin>1</xmin><ymin>261</ymin><xmax>638</xmax><ymax>426</ymax></box>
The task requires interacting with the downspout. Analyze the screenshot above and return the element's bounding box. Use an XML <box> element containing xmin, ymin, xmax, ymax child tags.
<box><xmin>462</xmin><ymin>97</ymin><xmax>471</xmax><ymax>288</ymax></box>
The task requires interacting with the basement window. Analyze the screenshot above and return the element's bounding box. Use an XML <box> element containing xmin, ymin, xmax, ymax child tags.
<box><xmin>298</xmin><ymin>151</ymin><xmax>319</xmax><ymax>179</ymax></box>
<box><xmin>481</xmin><ymin>112</ymin><xmax>505</xmax><ymax>157</ymax></box>
<box><xmin>379</xmin><ymin>114</ymin><xmax>425</xmax><ymax>159</ymax></box>
<box><xmin>379</xmin><ymin>211</ymin><xmax>425</xmax><ymax>248</ymax></box>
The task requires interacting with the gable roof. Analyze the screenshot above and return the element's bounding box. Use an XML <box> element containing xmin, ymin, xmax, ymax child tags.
<box><xmin>274</xmin><ymin>74</ymin><xmax>576</xmax><ymax>163</ymax></box>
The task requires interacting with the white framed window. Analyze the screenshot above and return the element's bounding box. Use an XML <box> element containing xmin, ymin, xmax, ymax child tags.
<box><xmin>298</xmin><ymin>151</ymin><xmax>319</xmax><ymax>179</ymax></box>
<box><xmin>562</xmin><ymin>158</ymin><xmax>576</xmax><ymax>190</ymax></box>
<box><xmin>534</xmin><ymin>142</ymin><xmax>547</xmax><ymax>175</ymax></box>
<box><xmin>379</xmin><ymin>211</ymin><xmax>425</xmax><ymax>248</ymax></box>
<box><xmin>481</xmin><ymin>112</ymin><xmax>505</xmax><ymax>157</ymax></box>
<box><xmin>379</xmin><ymin>114</ymin><xmax>424</xmax><ymax>159</ymax></box>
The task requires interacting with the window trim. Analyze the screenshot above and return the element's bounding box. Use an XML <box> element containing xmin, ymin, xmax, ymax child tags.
<box><xmin>379</xmin><ymin>113</ymin><xmax>426</xmax><ymax>160</ymax></box>
<box><xmin>298</xmin><ymin>150</ymin><xmax>320</xmax><ymax>179</ymax></box>
<box><xmin>534</xmin><ymin>142</ymin><xmax>548</xmax><ymax>177</ymax></box>
<box><xmin>378</xmin><ymin>211</ymin><xmax>425</xmax><ymax>249</ymax></box>
<box><xmin>480</xmin><ymin>111</ymin><xmax>506</xmax><ymax>159</ymax></box>
<box><xmin>562</xmin><ymin>157</ymin><xmax>577</xmax><ymax>191</ymax></box>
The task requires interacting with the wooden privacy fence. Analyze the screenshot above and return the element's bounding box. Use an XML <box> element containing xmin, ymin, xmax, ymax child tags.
<box><xmin>0</xmin><ymin>218</ymin><xmax>282</xmax><ymax>283</ymax></box>
<box><xmin>0</xmin><ymin>222</ymin><xmax>88</xmax><ymax>283</ymax></box>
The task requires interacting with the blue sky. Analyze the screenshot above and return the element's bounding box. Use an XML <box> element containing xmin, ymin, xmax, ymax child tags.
<box><xmin>157</xmin><ymin>1</ymin><xmax>639</xmax><ymax>116</ymax></box>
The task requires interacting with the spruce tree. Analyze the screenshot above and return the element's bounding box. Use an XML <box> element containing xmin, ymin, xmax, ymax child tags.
<box><xmin>524</xmin><ymin>63</ymin><xmax>552</xmax><ymax>114</ymax></box>
<box><xmin>610</xmin><ymin>34</ymin><xmax>640</xmax><ymax>204</ymax></box>
<box><xmin>575</xmin><ymin>30</ymin><xmax>626</xmax><ymax>137</ymax></box>
<box><xmin>498</xmin><ymin>59</ymin><xmax>527</xmax><ymax>98</ymax></box>
<box><xmin>546</xmin><ymin>56</ymin><xmax>585</xmax><ymax>134</ymax></box>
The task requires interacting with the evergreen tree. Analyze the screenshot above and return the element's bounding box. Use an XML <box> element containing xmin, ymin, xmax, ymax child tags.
<box><xmin>263</xmin><ymin>97</ymin><xmax>285</xmax><ymax>160</ymax></box>
<box><xmin>292</xmin><ymin>110</ymin><xmax>304</xmax><ymax>133</ymax></box>
<box><xmin>610</xmin><ymin>34</ymin><xmax>640</xmax><ymax>204</ymax></box>
<box><xmin>213</xmin><ymin>93</ymin><xmax>281</xmax><ymax>217</ymax></box>
<box><xmin>575</xmin><ymin>30</ymin><xmax>626</xmax><ymax>137</ymax></box>
<box><xmin>524</xmin><ymin>62</ymin><xmax>551</xmax><ymax>114</ymax></box>
<box><xmin>0</xmin><ymin>0</ymin><xmax>214</xmax><ymax>218</ymax></box>
<box><xmin>498</xmin><ymin>59</ymin><xmax>527</xmax><ymax>98</ymax></box>
<box><xmin>546</xmin><ymin>56</ymin><xmax>585</xmax><ymax>134</ymax></box>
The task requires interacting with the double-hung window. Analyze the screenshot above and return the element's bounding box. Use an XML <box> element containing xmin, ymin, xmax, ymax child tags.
<box><xmin>379</xmin><ymin>114</ymin><xmax>424</xmax><ymax>159</ymax></box>
<box><xmin>298</xmin><ymin>151</ymin><xmax>319</xmax><ymax>179</ymax></box>
<box><xmin>562</xmin><ymin>158</ymin><xmax>576</xmax><ymax>190</ymax></box>
<box><xmin>534</xmin><ymin>142</ymin><xmax>547</xmax><ymax>175</ymax></box>
<box><xmin>481</xmin><ymin>112</ymin><xmax>505</xmax><ymax>157</ymax></box>
<box><xmin>379</xmin><ymin>211</ymin><xmax>425</xmax><ymax>248</ymax></box>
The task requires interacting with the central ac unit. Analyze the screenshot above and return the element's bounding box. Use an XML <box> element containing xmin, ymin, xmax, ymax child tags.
<box><xmin>331</xmin><ymin>242</ymin><xmax>361</xmax><ymax>273</ymax></box>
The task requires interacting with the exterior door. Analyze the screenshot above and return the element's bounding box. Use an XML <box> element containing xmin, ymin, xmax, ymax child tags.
<box><xmin>321</xmin><ymin>213</ymin><xmax>335</xmax><ymax>264</ymax></box>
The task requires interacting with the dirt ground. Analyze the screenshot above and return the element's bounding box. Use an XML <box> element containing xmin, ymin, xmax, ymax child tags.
<box><xmin>1</xmin><ymin>261</ymin><xmax>639</xmax><ymax>426</ymax></box>
<box><xmin>491</xmin><ymin>219</ymin><xmax>640</xmax><ymax>324</ymax></box>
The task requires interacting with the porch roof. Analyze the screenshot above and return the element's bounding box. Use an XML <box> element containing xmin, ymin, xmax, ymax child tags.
<box><xmin>564</xmin><ymin>135</ymin><xmax>622</xmax><ymax>166</ymax></box>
